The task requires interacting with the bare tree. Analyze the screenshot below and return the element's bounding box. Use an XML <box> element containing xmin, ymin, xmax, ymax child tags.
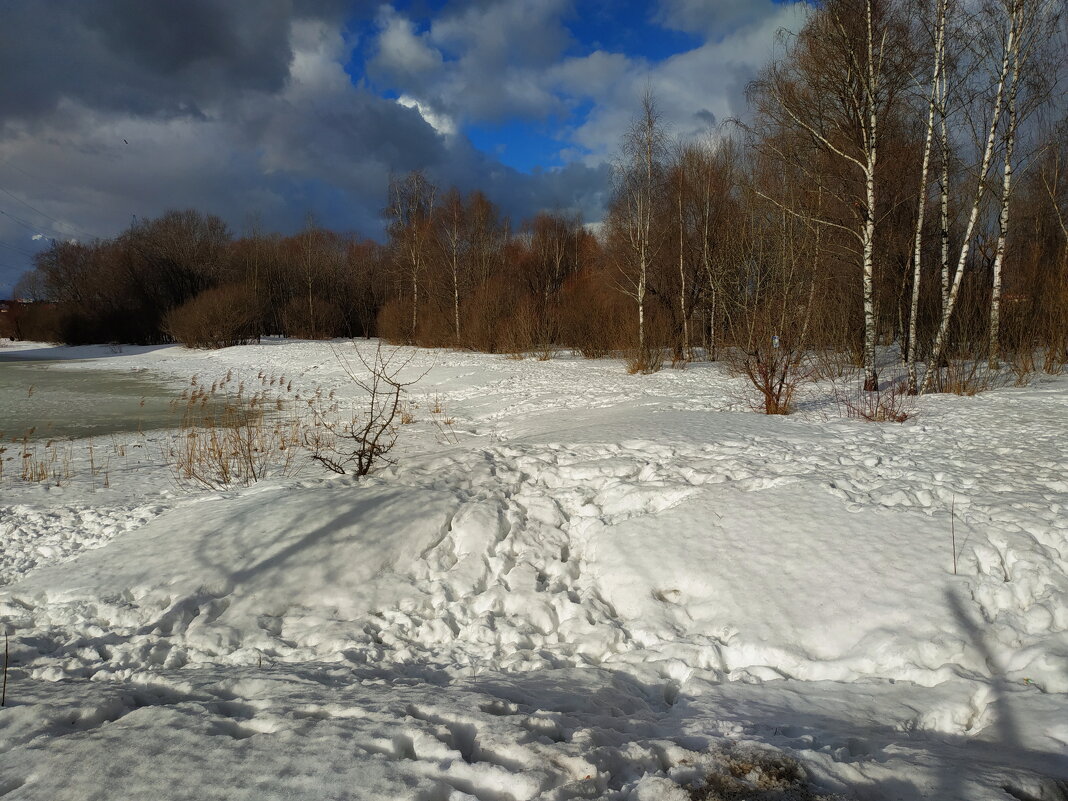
<box><xmin>306</xmin><ymin>344</ymin><xmax>424</xmax><ymax>477</ymax></box>
<box><xmin>726</xmin><ymin>154</ymin><xmax>821</xmax><ymax>414</ymax></box>
<box><xmin>986</xmin><ymin>0</ymin><xmax>1057</xmax><ymax>368</ymax></box>
<box><xmin>523</xmin><ymin>210</ymin><xmax>582</xmax><ymax>346</ymax></box>
<box><xmin>612</xmin><ymin>89</ymin><xmax>668</xmax><ymax>359</ymax></box>
<box><xmin>921</xmin><ymin>0</ymin><xmax>1022</xmax><ymax>391</ymax></box>
<box><xmin>749</xmin><ymin>0</ymin><xmax>910</xmax><ymax>390</ymax></box>
<box><xmin>906</xmin><ymin>0</ymin><xmax>949</xmax><ymax>393</ymax></box>
<box><xmin>386</xmin><ymin>171</ymin><xmax>437</xmax><ymax>344</ymax></box>
<box><xmin>670</xmin><ymin>144</ymin><xmax>694</xmax><ymax>360</ymax></box>
<box><xmin>434</xmin><ymin>188</ymin><xmax>467</xmax><ymax>345</ymax></box>
<box><xmin>466</xmin><ymin>191</ymin><xmax>508</xmax><ymax>293</ymax></box>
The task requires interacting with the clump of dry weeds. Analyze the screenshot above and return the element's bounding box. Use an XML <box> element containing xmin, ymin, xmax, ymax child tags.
<box><xmin>688</xmin><ymin>747</ymin><xmax>847</xmax><ymax>801</ymax></box>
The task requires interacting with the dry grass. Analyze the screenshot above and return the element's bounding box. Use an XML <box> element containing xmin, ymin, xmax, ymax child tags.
<box><xmin>1</xmin><ymin>355</ymin><xmax>426</xmax><ymax>492</ymax></box>
<box><xmin>1</xmin><ymin>433</ymin><xmax>75</xmax><ymax>485</ymax></box>
<box><xmin>166</xmin><ymin>371</ymin><xmax>304</xmax><ymax>490</ymax></box>
<box><xmin>834</xmin><ymin>378</ymin><xmax>914</xmax><ymax>423</ymax></box>
<box><xmin>931</xmin><ymin>360</ymin><xmax>999</xmax><ymax>396</ymax></box>
<box><xmin>0</xmin><ymin>425</ymin><xmax>143</xmax><ymax>488</ymax></box>
<box><xmin>1042</xmin><ymin>346</ymin><xmax>1066</xmax><ymax>375</ymax></box>
<box><xmin>535</xmin><ymin>344</ymin><xmax>555</xmax><ymax>361</ymax></box>
<box><xmin>625</xmin><ymin>345</ymin><xmax>665</xmax><ymax>375</ymax></box>
<box><xmin>425</xmin><ymin>393</ymin><xmax>459</xmax><ymax>445</ymax></box>
<box><xmin>688</xmin><ymin>748</ymin><xmax>847</xmax><ymax>801</ymax></box>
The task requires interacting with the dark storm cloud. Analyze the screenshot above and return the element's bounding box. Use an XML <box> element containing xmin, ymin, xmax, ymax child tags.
<box><xmin>419</xmin><ymin>142</ymin><xmax>613</xmax><ymax>225</ymax></box>
<box><xmin>0</xmin><ymin>1</ymin><xmax>805</xmax><ymax>296</ymax></box>
<box><xmin>0</xmin><ymin>5</ymin><xmax>613</xmax><ymax>296</ymax></box>
<box><xmin>0</xmin><ymin>0</ymin><xmax>354</xmax><ymax>123</ymax></box>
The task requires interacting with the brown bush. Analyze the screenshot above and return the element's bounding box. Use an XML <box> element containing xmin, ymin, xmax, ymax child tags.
<box><xmin>164</xmin><ymin>284</ymin><xmax>262</xmax><ymax>349</ymax></box>
<box><xmin>496</xmin><ymin>295</ymin><xmax>539</xmax><ymax>356</ymax></box>
<box><xmin>625</xmin><ymin>345</ymin><xmax>665</xmax><ymax>374</ymax></box>
<box><xmin>281</xmin><ymin>295</ymin><xmax>344</xmax><ymax>340</ymax></box>
<box><xmin>556</xmin><ymin>270</ymin><xmax>631</xmax><ymax>358</ymax></box>
<box><xmin>462</xmin><ymin>277</ymin><xmax>527</xmax><ymax>353</ymax></box>
<box><xmin>412</xmin><ymin>303</ymin><xmax>455</xmax><ymax>348</ymax></box>
<box><xmin>834</xmin><ymin>376</ymin><xmax>914</xmax><ymax>422</ymax></box>
<box><xmin>1</xmin><ymin>302</ymin><xmax>64</xmax><ymax>342</ymax></box>
<box><xmin>375</xmin><ymin>297</ymin><xmax>411</xmax><ymax>344</ymax></box>
<box><xmin>20</xmin><ymin>304</ymin><xmax>64</xmax><ymax>342</ymax></box>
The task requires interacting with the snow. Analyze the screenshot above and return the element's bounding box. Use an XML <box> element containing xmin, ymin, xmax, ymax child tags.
<box><xmin>1</xmin><ymin>338</ymin><xmax>1066</xmax><ymax>800</ymax></box>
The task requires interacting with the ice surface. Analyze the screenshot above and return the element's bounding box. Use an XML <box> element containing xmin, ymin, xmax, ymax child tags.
<box><xmin>1</xmin><ymin>338</ymin><xmax>1065</xmax><ymax>800</ymax></box>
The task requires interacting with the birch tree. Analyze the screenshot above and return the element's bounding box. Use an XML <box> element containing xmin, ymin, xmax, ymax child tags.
<box><xmin>612</xmin><ymin>90</ymin><xmax>668</xmax><ymax>357</ymax></box>
<box><xmin>672</xmin><ymin>147</ymin><xmax>691</xmax><ymax>360</ymax></box>
<box><xmin>692</xmin><ymin>138</ymin><xmax>740</xmax><ymax>361</ymax></box>
<box><xmin>386</xmin><ymin>171</ymin><xmax>437</xmax><ymax>344</ymax></box>
<box><xmin>749</xmin><ymin>0</ymin><xmax>907</xmax><ymax>391</ymax></box>
<box><xmin>920</xmin><ymin>0</ymin><xmax>1020</xmax><ymax>391</ymax></box>
<box><xmin>986</xmin><ymin>0</ymin><xmax>1056</xmax><ymax>368</ymax></box>
<box><xmin>434</xmin><ymin>188</ymin><xmax>467</xmax><ymax>345</ymax></box>
<box><xmin>906</xmin><ymin>0</ymin><xmax>948</xmax><ymax>393</ymax></box>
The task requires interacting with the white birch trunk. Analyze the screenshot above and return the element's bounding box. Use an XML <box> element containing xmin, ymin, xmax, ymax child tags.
<box><xmin>410</xmin><ymin>256</ymin><xmax>419</xmax><ymax>341</ymax></box>
<box><xmin>861</xmin><ymin>0</ymin><xmax>880</xmax><ymax>391</ymax></box>
<box><xmin>921</xmin><ymin>4</ymin><xmax>1016</xmax><ymax>393</ymax></box>
<box><xmin>907</xmin><ymin>0</ymin><xmax>946</xmax><ymax>394</ymax></box>
<box><xmin>940</xmin><ymin>69</ymin><xmax>951</xmax><ymax>312</ymax></box>
<box><xmin>701</xmin><ymin>158</ymin><xmax>715</xmax><ymax>361</ymax></box>
<box><xmin>452</xmin><ymin>249</ymin><xmax>461</xmax><ymax>345</ymax></box>
<box><xmin>989</xmin><ymin>1</ymin><xmax>1025</xmax><ymax>369</ymax></box>
<box><xmin>709</xmin><ymin>285</ymin><xmax>717</xmax><ymax>361</ymax></box>
<box><xmin>678</xmin><ymin>174</ymin><xmax>688</xmax><ymax>360</ymax></box>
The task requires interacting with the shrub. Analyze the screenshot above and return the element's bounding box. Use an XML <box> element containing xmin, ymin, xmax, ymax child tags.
<box><xmin>625</xmin><ymin>345</ymin><xmax>664</xmax><ymax>374</ymax></box>
<box><xmin>169</xmin><ymin>381</ymin><xmax>302</xmax><ymax>489</ymax></box>
<box><xmin>726</xmin><ymin>335</ymin><xmax>811</xmax><ymax>415</ymax></box>
<box><xmin>835</xmin><ymin>377</ymin><xmax>914</xmax><ymax>422</ymax></box>
<box><xmin>305</xmin><ymin>344</ymin><xmax>423</xmax><ymax>476</ymax></box>
<box><xmin>462</xmin><ymin>278</ymin><xmax>526</xmax><ymax>353</ymax></box>
<box><xmin>281</xmin><ymin>295</ymin><xmax>345</xmax><ymax>340</ymax></box>
<box><xmin>496</xmin><ymin>295</ymin><xmax>538</xmax><ymax>357</ymax></box>
<box><xmin>556</xmin><ymin>270</ymin><xmax>631</xmax><ymax>358</ymax></box>
<box><xmin>164</xmin><ymin>284</ymin><xmax>261</xmax><ymax>349</ymax></box>
<box><xmin>376</xmin><ymin>297</ymin><xmax>411</xmax><ymax>345</ymax></box>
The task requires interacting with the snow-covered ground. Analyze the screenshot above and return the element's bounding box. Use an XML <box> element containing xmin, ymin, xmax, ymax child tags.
<box><xmin>1</xmin><ymin>339</ymin><xmax>1066</xmax><ymax>800</ymax></box>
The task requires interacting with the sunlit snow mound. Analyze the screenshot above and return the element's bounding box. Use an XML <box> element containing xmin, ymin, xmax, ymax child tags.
<box><xmin>5</xmin><ymin>409</ymin><xmax>1066</xmax><ymax>696</ymax></box>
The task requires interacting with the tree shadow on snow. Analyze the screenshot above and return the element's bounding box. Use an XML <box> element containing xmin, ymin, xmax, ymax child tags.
<box><xmin>450</xmin><ymin>587</ymin><xmax>1067</xmax><ymax>801</ymax></box>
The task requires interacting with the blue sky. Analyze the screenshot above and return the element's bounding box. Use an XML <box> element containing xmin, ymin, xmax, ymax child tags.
<box><xmin>0</xmin><ymin>0</ymin><xmax>808</xmax><ymax>296</ymax></box>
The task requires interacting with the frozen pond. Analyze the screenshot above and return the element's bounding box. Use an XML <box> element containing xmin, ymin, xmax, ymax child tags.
<box><xmin>0</xmin><ymin>360</ymin><xmax>181</xmax><ymax>440</ymax></box>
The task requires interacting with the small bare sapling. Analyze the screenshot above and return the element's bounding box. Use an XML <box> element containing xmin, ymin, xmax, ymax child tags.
<box><xmin>306</xmin><ymin>344</ymin><xmax>425</xmax><ymax>476</ymax></box>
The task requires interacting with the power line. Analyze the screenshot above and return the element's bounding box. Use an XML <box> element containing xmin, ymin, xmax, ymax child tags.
<box><xmin>0</xmin><ymin>206</ymin><xmax>42</xmax><ymax>233</ymax></box>
<box><xmin>0</xmin><ymin>186</ymin><xmax>71</xmax><ymax>231</ymax></box>
<box><xmin>0</xmin><ymin>206</ymin><xmax>92</xmax><ymax>244</ymax></box>
<box><xmin>0</xmin><ymin>239</ymin><xmax>37</xmax><ymax>258</ymax></box>
<box><xmin>0</xmin><ymin>159</ymin><xmax>104</xmax><ymax>241</ymax></box>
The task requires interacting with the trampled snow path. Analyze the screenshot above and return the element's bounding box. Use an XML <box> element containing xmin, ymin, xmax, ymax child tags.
<box><xmin>1</xmin><ymin>340</ymin><xmax>1066</xmax><ymax>800</ymax></box>
<box><xmin>0</xmin><ymin>502</ymin><xmax>167</xmax><ymax>586</ymax></box>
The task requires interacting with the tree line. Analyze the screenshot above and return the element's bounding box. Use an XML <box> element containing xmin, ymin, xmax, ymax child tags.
<box><xmin>10</xmin><ymin>0</ymin><xmax>1067</xmax><ymax>393</ymax></box>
